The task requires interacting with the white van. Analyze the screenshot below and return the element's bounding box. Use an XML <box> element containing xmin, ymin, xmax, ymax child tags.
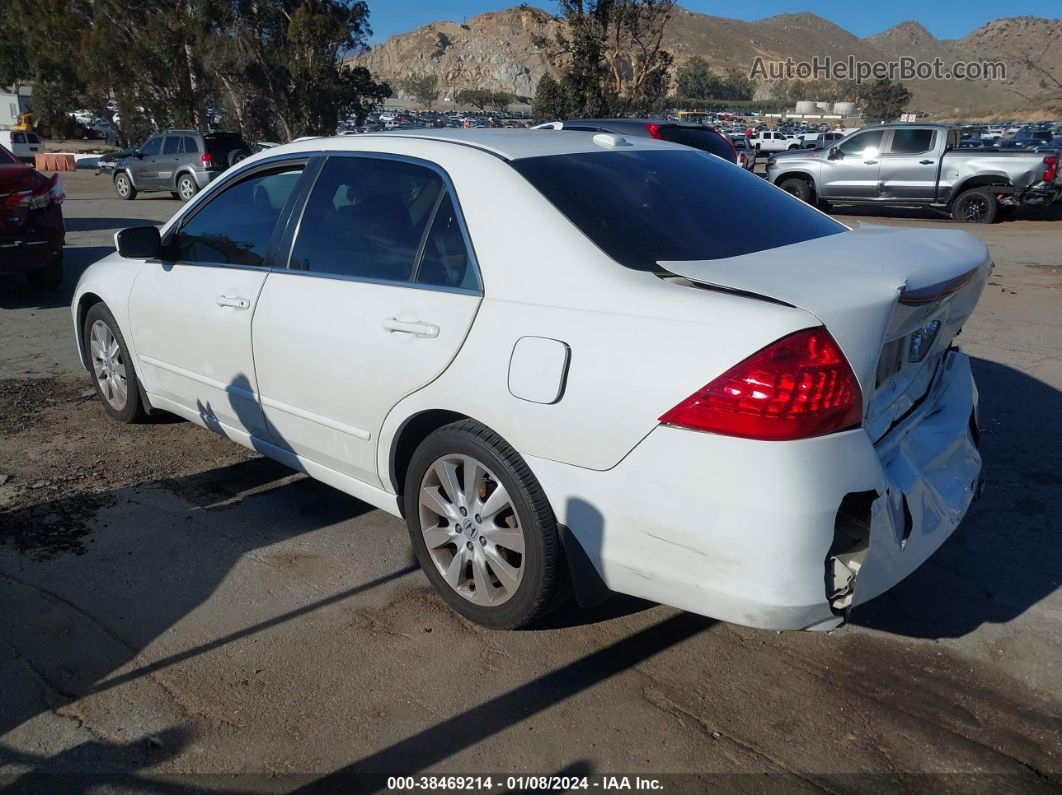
<box><xmin>0</xmin><ymin>130</ymin><xmax>45</xmax><ymax>163</ymax></box>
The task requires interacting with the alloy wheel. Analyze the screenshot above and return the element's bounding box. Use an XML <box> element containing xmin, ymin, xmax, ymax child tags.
<box><xmin>418</xmin><ymin>454</ymin><xmax>525</xmax><ymax>606</ymax></box>
<box><xmin>960</xmin><ymin>195</ymin><xmax>988</xmax><ymax>222</ymax></box>
<box><xmin>116</xmin><ymin>175</ymin><xmax>129</xmax><ymax>197</ymax></box>
<box><xmin>178</xmin><ymin>177</ymin><xmax>196</xmax><ymax>200</ymax></box>
<box><xmin>90</xmin><ymin>320</ymin><xmax>128</xmax><ymax>411</ymax></box>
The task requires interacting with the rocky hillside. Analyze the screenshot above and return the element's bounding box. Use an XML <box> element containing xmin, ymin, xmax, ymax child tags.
<box><xmin>353</xmin><ymin>5</ymin><xmax>1062</xmax><ymax>115</ymax></box>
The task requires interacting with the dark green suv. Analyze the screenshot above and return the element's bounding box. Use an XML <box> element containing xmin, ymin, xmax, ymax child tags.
<box><xmin>113</xmin><ymin>130</ymin><xmax>251</xmax><ymax>201</ymax></box>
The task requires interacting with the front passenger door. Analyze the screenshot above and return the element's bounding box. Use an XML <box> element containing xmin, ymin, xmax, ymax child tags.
<box><xmin>132</xmin><ymin>135</ymin><xmax>163</xmax><ymax>189</ymax></box>
<box><xmin>128</xmin><ymin>162</ymin><xmax>306</xmax><ymax>440</ymax></box>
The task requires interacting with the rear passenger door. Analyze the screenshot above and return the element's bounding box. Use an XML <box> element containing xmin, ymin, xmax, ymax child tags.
<box><xmin>157</xmin><ymin>134</ymin><xmax>182</xmax><ymax>189</ymax></box>
<box><xmin>877</xmin><ymin>128</ymin><xmax>938</xmax><ymax>202</ymax></box>
<box><xmin>252</xmin><ymin>154</ymin><xmax>483</xmax><ymax>487</ymax></box>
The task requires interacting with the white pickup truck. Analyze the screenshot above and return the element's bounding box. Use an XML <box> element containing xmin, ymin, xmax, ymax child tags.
<box><xmin>751</xmin><ymin>130</ymin><xmax>802</xmax><ymax>152</ymax></box>
<box><xmin>767</xmin><ymin>124</ymin><xmax>1060</xmax><ymax>222</ymax></box>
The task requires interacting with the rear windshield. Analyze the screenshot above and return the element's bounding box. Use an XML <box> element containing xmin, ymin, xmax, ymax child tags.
<box><xmin>655</xmin><ymin>125</ymin><xmax>733</xmax><ymax>161</ymax></box>
<box><xmin>511</xmin><ymin>149</ymin><xmax>845</xmax><ymax>271</ymax></box>
<box><xmin>0</xmin><ymin>144</ymin><xmax>18</xmax><ymax>164</ymax></box>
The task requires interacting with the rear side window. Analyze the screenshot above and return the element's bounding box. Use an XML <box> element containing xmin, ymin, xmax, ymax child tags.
<box><xmin>289</xmin><ymin>156</ymin><xmax>446</xmax><ymax>283</ymax></box>
<box><xmin>888</xmin><ymin>129</ymin><xmax>935</xmax><ymax>155</ymax></box>
<box><xmin>172</xmin><ymin>166</ymin><xmax>303</xmax><ymax>266</ymax></box>
<box><xmin>414</xmin><ymin>192</ymin><xmax>475</xmax><ymax>290</ymax></box>
<box><xmin>182</xmin><ymin>136</ymin><xmax>199</xmax><ymax>154</ymax></box>
<box><xmin>162</xmin><ymin>136</ymin><xmax>181</xmax><ymax>155</ymax></box>
<box><xmin>655</xmin><ymin>126</ymin><xmax>733</xmax><ymax>161</ymax></box>
<box><xmin>511</xmin><ymin>149</ymin><xmax>845</xmax><ymax>270</ymax></box>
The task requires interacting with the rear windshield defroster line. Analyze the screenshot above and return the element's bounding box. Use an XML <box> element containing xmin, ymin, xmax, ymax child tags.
<box><xmin>511</xmin><ymin>149</ymin><xmax>845</xmax><ymax>271</ymax></box>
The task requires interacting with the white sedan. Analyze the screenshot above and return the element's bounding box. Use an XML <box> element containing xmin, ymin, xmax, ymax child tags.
<box><xmin>72</xmin><ymin>129</ymin><xmax>988</xmax><ymax>631</ymax></box>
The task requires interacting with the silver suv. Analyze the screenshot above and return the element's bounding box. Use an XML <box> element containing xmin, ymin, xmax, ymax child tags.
<box><xmin>113</xmin><ymin>130</ymin><xmax>250</xmax><ymax>201</ymax></box>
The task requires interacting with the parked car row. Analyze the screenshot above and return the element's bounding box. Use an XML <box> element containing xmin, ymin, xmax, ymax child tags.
<box><xmin>75</xmin><ymin>128</ymin><xmax>989</xmax><ymax>632</ymax></box>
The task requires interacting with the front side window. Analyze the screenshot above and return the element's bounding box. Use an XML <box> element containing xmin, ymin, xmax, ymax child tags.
<box><xmin>838</xmin><ymin>130</ymin><xmax>884</xmax><ymax>158</ymax></box>
<box><xmin>512</xmin><ymin>149</ymin><xmax>845</xmax><ymax>270</ymax></box>
<box><xmin>172</xmin><ymin>166</ymin><xmax>303</xmax><ymax>266</ymax></box>
<box><xmin>12</xmin><ymin>133</ymin><xmax>25</xmax><ymax>144</ymax></box>
<box><xmin>888</xmin><ymin>129</ymin><xmax>935</xmax><ymax>155</ymax></box>
<box><xmin>140</xmin><ymin>136</ymin><xmax>162</xmax><ymax>157</ymax></box>
<box><xmin>290</xmin><ymin>156</ymin><xmax>451</xmax><ymax>284</ymax></box>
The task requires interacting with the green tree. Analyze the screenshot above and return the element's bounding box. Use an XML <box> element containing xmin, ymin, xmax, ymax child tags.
<box><xmin>857</xmin><ymin>78</ymin><xmax>911</xmax><ymax>122</ymax></box>
<box><xmin>399</xmin><ymin>73</ymin><xmax>440</xmax><ymax>110</ymax></box>
<box><xmin>455</xmin><ymin>88</ymin><xmax>494</xmax><ymax>112</ymax></box>
<box><xmin>675</xmin><ymin>57</ymin><xmax>717</xmax><ymax>98</ymax></box>
<box><xmin>532</xmin><ymin>74</ymin><xmax>572</xmax><ymax>121</ymax></box>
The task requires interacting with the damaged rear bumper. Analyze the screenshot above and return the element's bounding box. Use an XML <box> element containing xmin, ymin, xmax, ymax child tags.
<box><xmin>526</xmin><ymin>349</ymin><xmax>981</xmax><ymax>632</ymax></box>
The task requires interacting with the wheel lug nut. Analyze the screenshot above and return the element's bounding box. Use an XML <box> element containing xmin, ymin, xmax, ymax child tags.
<box><xmin>479</xmin><ymin>536</ymin><xmax>487</xmax><ymax>546</ymax></box>
<box><xmin>466</xmin><ymin>541</ymin><xmax>473</xmax><ymax>551</ymax></box>
<box><xmin>474</xmin><ymin>514</ymin><xmax>481</xmax><ymax>523</ymax></box>
<box><xmin>459</xmin><ymin>507</ymin><xmax>467</xmax><ymax>517</ymax></box>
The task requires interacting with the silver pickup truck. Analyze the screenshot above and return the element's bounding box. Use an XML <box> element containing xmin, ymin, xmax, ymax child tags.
<box><xmin>767</xmin><ymin>124</ymin><xmax>1060</xmax><ymax>222</ymax></box>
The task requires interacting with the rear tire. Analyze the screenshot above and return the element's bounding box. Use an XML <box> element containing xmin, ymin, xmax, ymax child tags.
<box><xmin>27</xmin><ymin>250</ymin><xmax>63</xmax><ymax>290</ymax></box>
<box><xmin>176</xmin><ymin>174</ymin><xmax>198</xmax><ymax>201</ymax></box>
<box><xmin>403</xmin><ymin>420</ymin><xmax>566</xmax><ymax>629</ymax></box>
<box><xmin>779</xmin><ymin>177</ymin><xmax>814</xmax><ymax>204</ymax></box>
<box><xmin>82</xmin><ymin>303</ymin><xmax>148</xmax><ymax>424</ymax></box>
<box><xmin>951</xmin><ymin>187</ymin><xmax>998</xmax><ymax>223</ymax></box>
<box><xmin>228</xmin><ymin>149</ymin><xmax>249</xmax><ymax>167</ymax></box>
<box><xmin>114</xmin><ymin>172</ymin><xmax>136</xmax><ymax>200</ymax></box>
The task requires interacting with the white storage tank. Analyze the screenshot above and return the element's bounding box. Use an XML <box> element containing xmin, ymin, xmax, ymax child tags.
<box><xmin>794</xmin><ymin>100</ymin><xmax>818</xmax><ymax>114</ymax></box>
<box><xmin>833</xmin><ymin>101</ymin><xmax>856</xmax><ymax>116</ymax></box>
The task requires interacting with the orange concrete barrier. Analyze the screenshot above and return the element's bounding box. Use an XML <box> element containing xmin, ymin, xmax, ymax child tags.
<box><xmin>34</xmin><ymin>152</ymin><xmax>76</xmax><ymax>171</ymax></box>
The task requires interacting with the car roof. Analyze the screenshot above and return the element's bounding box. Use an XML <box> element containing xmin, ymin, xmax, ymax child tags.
<box><xmin>317</xmin><ymin>128</ymin><xmax>683</xmax><ymax>161</ymax></box>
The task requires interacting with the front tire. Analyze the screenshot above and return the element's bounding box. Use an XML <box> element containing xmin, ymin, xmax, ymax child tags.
<box><xmin>404</xmin><ymin>420</ymin><xmax>566</xmax><ymax>629</ymax></box>
<box><xmin>779</xmin><ymin>177</ymin><xmax>814</xmax><ymax>203</ymax></box>
<box><xmin>114</xmin><ymin>172</ymin><xmax>137</xmax><ymax>200</ymax></box>
<box><xmin>83</xmin><ymin>303</ymin><xmax>147</xmax><ymax>423</ymax></box>
<box><xmin>951</xmin><ymin>187</ymin><xmax>998</xmax><ymax>223</ymax></box>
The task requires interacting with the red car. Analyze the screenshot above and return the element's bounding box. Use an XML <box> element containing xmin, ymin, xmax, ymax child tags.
<box><xmin>0</xmin><ymin>143</ymin><xmax>65</xmax><ymax>289</ymax></box>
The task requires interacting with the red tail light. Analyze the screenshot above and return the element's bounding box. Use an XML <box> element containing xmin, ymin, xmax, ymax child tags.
<box><xmin>2</xmin><ymin>174</ymin><xmax>64</xmax><ymax>210</ymax></box>
<box><xmin>645</xmin><ymin>123</ymin><xmax>662</xmax><ymax>140</ymax></box>
<box><xmin>201</xmin><ymin>152</ymin><xmax>213</xmax><ymax>167</ymax></box>
<box><xmin>1044</xmin><ymin>155</ymin><xmax>1058</xmax><ymax>182</ymax></box>
<box><xmin>659</xmin><ymin>328</ymin><xmax>863</xmax><ymax>441</ymax></box>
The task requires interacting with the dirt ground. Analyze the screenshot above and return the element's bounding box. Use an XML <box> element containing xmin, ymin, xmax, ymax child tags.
<box><xmin>1</xmin><ymin>170</ymin><xmax>1060</xmax><ymax>792</ymax></box>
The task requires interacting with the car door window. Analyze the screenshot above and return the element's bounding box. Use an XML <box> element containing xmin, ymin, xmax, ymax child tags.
<box><xmin>140</xmin><ymin>136</ymin><xmax>162</xmax><ymax>157</ymax></box>
<box><xmin>172</xmin><ymin>166</ymin><xmax>303</xmax><ymax>266</ymax></box>
<box><xmin>414</xmin><ymin>191</ymin><xmax>477</xmax><ymax>290</ymax></box>
<box><xmin>182</xmin><ymin>136</ymin><xmax>199</xmax><ymax>154</ymax></box>
<box><xmin>838</xmin><ymin>130</ymin><xmax>884</xmax><ymax>157</ymax></box>
<box><xmin>12</xmin><ymin>133</ymin><xmax>25</xmax><ymax>144</ymax></box>
<box><xmin>162</xmin><ymin>136</ymin><xmax>181</xmax><ymax>155</ymax></box>
<box><xmin>887</xmin><ymin>129</ymin><xmax>935</xmax><ymax>155</ymax></box>
<box><xmin>289</xmin><ymin>156</ymin><xmax>445</xmax><ymax>283</ymax></box>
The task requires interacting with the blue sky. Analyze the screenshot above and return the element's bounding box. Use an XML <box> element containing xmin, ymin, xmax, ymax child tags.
<box><xmin>366</xmin><ymin>1</ymin><xmax>1060</xmax><ymax>44</ymax></box>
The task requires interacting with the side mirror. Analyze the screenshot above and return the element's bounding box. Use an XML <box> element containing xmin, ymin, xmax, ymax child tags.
<box><xmin>827</xmin><ymin>147</ymin><xmax>842</xmax><ymax>161</ymax></box>
<box><xmin>115</xmin><ymin>225</ymin><xmax>161</xmax><ymax>259</ymax></box>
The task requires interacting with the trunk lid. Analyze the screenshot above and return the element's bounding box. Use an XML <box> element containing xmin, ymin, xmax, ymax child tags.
<box><xmin>659</xmin><ymin>222</ymin><xmax>991</xmax><ymax>442</ymax></box>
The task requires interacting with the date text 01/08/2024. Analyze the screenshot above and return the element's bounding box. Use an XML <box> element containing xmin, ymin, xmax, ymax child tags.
<box><xmin>386</xmin><ymin>775</ymin><xmax>665</xmax><ymax>790</ymax></box>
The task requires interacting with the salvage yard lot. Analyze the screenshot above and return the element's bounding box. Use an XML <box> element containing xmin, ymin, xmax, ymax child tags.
<box><xmin>1</xmin><ymin>169</ymin><xmax>1061</xmax><ymax>790</ymax></box>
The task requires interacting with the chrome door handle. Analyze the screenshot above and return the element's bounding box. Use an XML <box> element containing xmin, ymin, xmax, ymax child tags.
<box><xmin>864</xmin><ymin>160</ymin><xmax>879</xmax><ymax>165</ymax></box>
<box><xmin>383</xmin><ymin>318</ymin><xmax>439</xmax><ymax>338</ymax></box>
<box><xmin>919</xmin><ymin>160</ymin><xmax>934</xmax><ymax>165</ymax></box>
<box><xmin>216</xmin><ymin>295</ymin><xmax>250</xmax><ymax>310</ymax></box>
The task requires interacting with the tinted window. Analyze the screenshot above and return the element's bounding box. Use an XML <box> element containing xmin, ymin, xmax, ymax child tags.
<box><xmin>0</xmin><ymin>144</ymin><xmax>18</xmax><ymax>164</ymax></box>
<box><xmin>512</xmin><ymin>150</ymin><xmax>845</xmax><ymax>270</ymax></box>
<box><xmin>290</xmin><ymin>156</ymin><xmax>445</xmax><ymax>282</ymax></box>
<box><xmin>173</xmin><ymin>166</ymin><xmax>302</xmax><ymax>266</ymax></box>
<box><xmin>12</xmin><ymin>133</ymin><xmax>25</xmax><ymax>144</ymax></box>
<box><xmin>162</xmin><ymin>136</ymin><xmax>181</xmax><ymax>155</ymax></box>
<box><xmin>656</xmin><ymin>126</ymin><xmax>734</xmax><ymax>162</ymax></box>
<box><xmin>415</xmin><ymin>192</ymin><xmax>476</xmax><ymax>289</ymax></box>
<box><xmin>140</xmin><ymin>136</ymin><xmax>162</xmax><ymax>156</ymax></box>
<box><xmin>888</xmin><ymin>129</ymin><xmax>935</xmax><ymax>154</ymax></box>
<box><xmin>838</xmin><ymin>129</ymin><xmax>884</xmax><ymax>157</ymax></box>
<box><xmin>204</xmin><ymin>133</ymin><xmax>248</xmax><ymax>154</ymax></box>
<box><xmin>182</xmin><ymin>136</ymin><xmax>199</xmax><ymax>154</ymax></box>
<box><xmin>26</xmin><ymin>133</ymin><xmax>41</xmax><ymax>144</ymax></box>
